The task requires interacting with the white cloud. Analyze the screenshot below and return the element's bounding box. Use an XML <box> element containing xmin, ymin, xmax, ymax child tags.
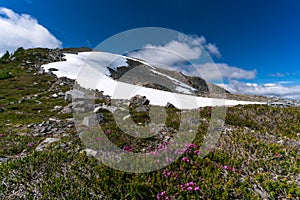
<box><xmin>277</xmin><ymin>81</ymin><xmax>294</xmax><ymax>84</ymax></box>
<box><xmin>205</xmin><ymin>43</ymin><xmax>221</xmax><ymax>58</ymax></box>
<box><xmin>178</xmin><ymin>34</ymin><xmax>206</xmax><ymax>46</ymax></box>
<box><xmin>0</xmin><ymin>7</ymin><xmax>62</xmax><ymax>55</ymax></box>
<box><xmin>127</xmin><ymin>34</ymin><xmax>223</xmax><ymax>67</ymax></box>
<box><xmin>218</xmin><ymin>80</ymin><xmax>300</xmax><ymax>100</ymax></box>
<box><xmin>198</xmin><ymin>63</ymin><xmax>256</xmax><ymax>80</ymax></box>
<box><xmin>128</xmin><ymin>37</ymin><xmax>203</xmax><ymax>67</ymax></box>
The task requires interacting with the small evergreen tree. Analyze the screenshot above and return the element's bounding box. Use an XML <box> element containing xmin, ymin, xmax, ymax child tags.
<box><xmin>14</xmin><ymin>47</ymin><xmax>24</xmax><ymax>56</ymax></box>
<box><xmin>0</xmin><ymin>51</ymin><xmax>10</xmax><ymax>63</ymax></box>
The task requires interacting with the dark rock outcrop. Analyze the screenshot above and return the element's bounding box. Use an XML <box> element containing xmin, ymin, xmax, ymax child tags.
<box><xmin>129</xmin><ymin>95</ymin><xmax>150</xmax><ymax>112</ymax></box>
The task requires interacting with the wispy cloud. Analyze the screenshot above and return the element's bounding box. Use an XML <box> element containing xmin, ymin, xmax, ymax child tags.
<box><xmin>204</xmin><ymin>43</ymin><xmax>221</xmax><ymax>58</ymax></box>
<box><xmin>197</xmin><ymin>63</ymin><xmax>256</xmax><ymax>81</ymax></box>
<box><xmin>218</xmin><ymin>80</ymin><xmax>300</xmax><ymax>100</ymax></box>
<box><xmin>268</xmin><ymin>72</ymin><xmax>285</xmax><ymax>77</ymax></box>
<box><xmin>0</xmin><ymin>7</ymin><xmax>62</xmax><ymax>55</ymax></box>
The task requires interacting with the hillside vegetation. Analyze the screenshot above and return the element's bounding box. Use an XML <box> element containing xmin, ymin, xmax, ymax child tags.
<box><xmin>0</xmin><ymin>48</ymin><xmax>299</xmax><ymax>199</ymax></box>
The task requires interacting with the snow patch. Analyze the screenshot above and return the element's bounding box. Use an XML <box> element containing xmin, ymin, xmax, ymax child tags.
<box><xmin>42</xmin><ymin>52</ymin><xmax>266</xmax><ymax>109</ymax></box>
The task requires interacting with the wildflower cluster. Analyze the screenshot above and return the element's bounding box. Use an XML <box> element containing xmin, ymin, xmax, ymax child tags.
<box><xmin>157</xmin><ymin>191</ymin><xmax>169</xmax><ymax>200</ymax></box>
<box><xmin>179</xmin><ymin>181</ymin><xmax>200</xmax><ymax>191</ymax></box>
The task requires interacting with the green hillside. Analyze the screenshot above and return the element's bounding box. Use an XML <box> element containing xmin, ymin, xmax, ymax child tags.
<box><xmin>0</xmin><ymin>48</ymin><xmax>299</xmax><ymax>199</ymax></box>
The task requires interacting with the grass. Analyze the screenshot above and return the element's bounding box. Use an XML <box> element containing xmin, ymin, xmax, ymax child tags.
<box><xmin>0</xmin><ymin>48</ymin><xmax>299</xmax><ymax>199</ymax></box>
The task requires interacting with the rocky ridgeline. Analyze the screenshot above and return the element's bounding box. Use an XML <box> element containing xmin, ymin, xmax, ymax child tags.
<box><xmin>10</xmin><ymin>47</ymin><xmax>90</xmax><ymax>74</ymax></box>
<box><xmin>16</xmin><ymin>48</ymin><xmax>65</xmax><ymax>70</ymax></box>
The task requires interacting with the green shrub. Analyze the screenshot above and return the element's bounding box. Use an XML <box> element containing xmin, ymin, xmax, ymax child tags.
<box><xmin>0</xmin><ymin>70</ymin><xmax>13</xmax><ymax>80</ymax></box>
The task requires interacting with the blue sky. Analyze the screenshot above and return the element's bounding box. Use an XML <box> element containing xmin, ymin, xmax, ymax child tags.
<box><xmin>0</xmin><ymin>0</ymin><xmax>300</xmax><ymax>99</ymax></box>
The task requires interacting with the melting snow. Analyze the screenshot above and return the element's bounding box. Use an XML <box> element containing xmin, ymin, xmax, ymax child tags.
<box><xmin>42</xmin><ymin>52</ymin><xmax>266</xmax><ymax>109</ymax></box>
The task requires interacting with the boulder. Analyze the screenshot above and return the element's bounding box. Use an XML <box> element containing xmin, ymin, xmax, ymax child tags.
<box><xmin>60</xmin><ymin>106</ymin><xmax>72</xmax><ymax>114</ymax></box>
<box><xmin>64</xmin><ymin>89</ymin><xmax>86</xmax><ymax>102</ymax></box>
<box><xmin>82</xmin><ymin>149</ymin><xmax>98</xmax><ymax>157</ymax></box>
<box><xmin>129</xmin><ymin>95</ymin><xmax>150</xmax><ymax>112</ymax></box>
<box><xmin>51</xmin><ymin>93</ymin><xmax>58</xmax><ymax>98</ymax></box>
<box><xmin>166</xmin><ymin>102</ymin><xmax>176</xmax><ymax>108</ymax></box>
<box><xmin>82</xmin><ymin>113</ymin><xmax>105</xmax><ymax>127</ymax></box>
<box><xmin>135</xmin><ymin>106</ymin><xmax>148</xmax><ymax>112</ymax></box>
<box><xmin>52</xmin><ymin>105</ymin><xmax>63</xmax><ymax>112</ymax></box>
<box><xmin>72</xmin><ymin>101</ymin><xmax>94</xmax><ymax>113</ymax></box>
<box><xmin>82</xmin><ymin>115</ymin><xmax>97</xmax><ymax>127</ymax></box>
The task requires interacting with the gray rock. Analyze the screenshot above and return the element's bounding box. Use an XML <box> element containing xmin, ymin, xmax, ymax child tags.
<box><xmin>64</xmin><ymin>90</ymin><xmax>86</xmax><ymax>102</ymax></box>
<box><xmin>58</xmin><ymin>92</ymin><xmax>65</xmax><ymax>97</ymax></box>
<box><xmin>82</xmin><ymin>149</ymin><xmax>98</xmax><ymax>157</ymax></box>
<box><xmin>82</xmin><ymin>113</ymin><xmax>105</xmax><ymax>127</ymax></box>
<box><xmin>94</xmin><ymin>105</ymin><xmax>120</xmax><ymax>113</ymax></box>
<box><xmin>40</xmin><ymin>127</ymin><xmax>47</xmax><ymax>133</ymax></box>
<box><xmin>129</xmin><ymin>95</ymin><xmax>150</xmax><ymax>113</ymax></box>
<box><xmin>60</xmin><ymin>106</ymin><xmax>72</xmax><ymax>114</ymax></box>
<box><xmin>38</xmin><ymin>68</ymin><xmax>45</xmax><ymax>75</ymax></box>
<box><xmin>51</xmin><ymin>93</ymin><xmax>58</xmax><ymax>98</ymax></box>
<box><xmin>166</xmin><ymin>102</ymin><xmax>176</xmax><ymax>108</ymax></box>
<box><xmin>72</xmin><ymin>101</ymin><xmax>94</xmax><ymax>113</ymax></box>
<box><xmin>96</xmin><ymin>113</ymin><xmax>105</xmax><ymax>123</ymax></box>
<box><xmin>83</xmin><ymin>115</ymin><xmax>98</xmax><ymax>127</ymax></box>
<box><xmin>35</xmin><ymin>138</ymin><xmax>60</xmax><ymax>151</ymax></box>
<box><xmin>135</xmin><ymin>106</ymin><xmax>148</xmax><ymax>112</ymax></box>
<box><xmin>0</xmin><ymin>107</ymin><xmax>4</xmax><ymax>112</ymax></box>
<box><xmin>46</xmin><ymin>126</ymin><xmax>52</xmax><ymax>132</ymax></box>
<box><xmin>27</xmin><ymin>123</ymin><xmax>35</xmax><ymax>128</ymax></box>
<box><xmin>143</xmin><ymin>98</ymin><xmax>150</xmax><ymax>105</ymax></box>
<box><xmin>0</xmin><ymin>157</ymin><xmax>9</xmax><ymax>163</ymax></box>
<box><xmin>52</xmin><ymin>105</ymin><xmax>63</xmax><ymax>111</ymax></box>
<box><xmin>48</xmin><ymin>68</ymin><xmax>58</xmax><ymax>72</ymax></box>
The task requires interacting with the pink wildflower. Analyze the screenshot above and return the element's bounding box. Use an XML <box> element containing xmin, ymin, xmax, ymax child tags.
<box><xmin>27</xmin><ymin>142</ymin><xmax>34</xmax><ymax>147</ymax></box>
<box><xmin>187</xmin><ymin>186</ymin><xmax>193</xmax><ymax>191</ymax></box>
<box><xmin>189</xmin><ymin>181</ymin><xmax>194</xmax><ymax>186</ymax></box>
<box><xmin>223</xmin><ymin>165</ymin><xmax>231</xmax><ymax>170</ymax></box>
<box><xmin>150</xmin><ymin>151</ymin><xmax>158</xmax><ymax>156</ymax></box>
<box><xmin>182</xmin><ymin>157</ymin><xmax>190</xmax><ymax>162</ymax></box>
<box><xmin>194</xmin><ymin>150</ymin><xmax>200</xmax><ymax>155</ymax></box>
<box><xmin>163</xmin><ymin>170</ymin><xmax>172</xmax><ymax>178</ymax></box>
<box><xmin>157</xmin><ymin>191</ymin><xmax>167</xmax><ymax>200</ymax></box>
<box><xmin>179</xmin><ymin>184</ymin><xmax>184</xmax><ymax>191</ymax></box>
<box><xmin>123</xmin><ymin>145</ymin><xmax>133</xmax><ymax>152</ymax></box>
